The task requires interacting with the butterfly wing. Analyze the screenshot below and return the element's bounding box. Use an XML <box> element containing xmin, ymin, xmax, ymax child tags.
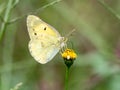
<box><xmin>29</xmin><ymin>40</ymin><xmax>60</xmax><ymax>64</ymax></box>
<box><xmin>27</xmin><ymin>15</ymin><xmax>61</xmax><ymax>40</ymax></box>
<box><xmin>27</xmin><ymin>15</ymin><xmax>63</xmax><ymax>64</ymax></box>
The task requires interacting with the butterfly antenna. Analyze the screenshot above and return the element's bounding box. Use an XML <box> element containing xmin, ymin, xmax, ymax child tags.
<box><xmin>65</xmin><ymin>29</ymin><xmax>76</xmax><ymax>38</ymax></box>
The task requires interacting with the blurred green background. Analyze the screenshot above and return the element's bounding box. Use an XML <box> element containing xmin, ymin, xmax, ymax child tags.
<box><xmin>1</xmin><ymin>0</ymin><xmax>120</xmax><ymax>90</ymax></box>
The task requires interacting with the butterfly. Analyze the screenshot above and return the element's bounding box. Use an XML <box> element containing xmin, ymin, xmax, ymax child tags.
<box><xmin>26</xmin><ymin>15</ymin><xmax>66</xmax><ymax>64</ymax></box>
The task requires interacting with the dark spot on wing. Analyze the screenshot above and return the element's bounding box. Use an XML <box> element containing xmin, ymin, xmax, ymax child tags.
<box><xmin>34</xmin><ymin>33</ymin><xmax>37</xmax><ymax>35</ymax></box>
<box><xmin>43</xmin><ymin>27</ymin><xmax>46</xmax><ymax>30</ymax></box>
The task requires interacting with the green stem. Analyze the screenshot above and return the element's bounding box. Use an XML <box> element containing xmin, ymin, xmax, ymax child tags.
<box><xmin>0</xmin><ymin>0</ymin><xmax>13</xmax><ymax>42</ymax></box>
<box><xmin>97</xmin><ymin>0</ymin><xmax>120</xmax><ymax>20</ymax></box>
<box><xmin>8</xmin><ymin>0</ymin><xmax>62</xmax><ymax>24</ymax></box>
<box><xmin>1</xmin><ymin>1</ymin><xmax>14</xmax><ymax>90</ymax></box>
<box><xmin>65</xmin><ymin>67</ymin><xmax>70</xmax><ymax>90</ymax></box>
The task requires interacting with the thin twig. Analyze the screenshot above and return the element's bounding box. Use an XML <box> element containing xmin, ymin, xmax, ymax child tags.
<box><xmin>97</xmin><ymin>0</ymin><xmax>120</xmax><ymax>20</ymax></box>
<box><xmin>0</xmin><ymin>1</ymin><xmax>14</xmax><ymax>90</ymax></box>
<box><xmin>34</xmin><ymin>0</ymin><xmax>62</xmax><ymax>14</ymax></box>
<box><xmin>8</xmin><ymin>0</ymin><xmax>62</xmax><ymax>24</ymax></box>
<box><xmin>0</xmin><ymin>0</ymin><xmax>14</xmax><ymax>42</ymax></box>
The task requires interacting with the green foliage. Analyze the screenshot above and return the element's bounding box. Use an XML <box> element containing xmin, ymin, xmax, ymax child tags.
<box><xmin>0</xmin><ymin>0</ymin><xmax>120</xmax><ymax>90</ymax></box>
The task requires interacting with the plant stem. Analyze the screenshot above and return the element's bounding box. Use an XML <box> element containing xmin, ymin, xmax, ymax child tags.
<box><xmin>65</xmin><ymin>67</ymin><xmax>70</xmax><ymax>90</ymax></box>
<box><xmin>9</xmin><ymin>0</ymin><xmax>62</xmax><ymax>24</ymax></box>
<box><xmin>97</xmin><ymin>0</ymin><xmax>120</xmax><ymax>20</ymax></box>
<box><xmin>0</xmin><ymin>0</ymin><xmax>13</xmax><ymax>42</ymax></box>
<box><xmin>1</xmin><ymin>1</ymin><xmax>14</xmax><ymax>90</ymax></box>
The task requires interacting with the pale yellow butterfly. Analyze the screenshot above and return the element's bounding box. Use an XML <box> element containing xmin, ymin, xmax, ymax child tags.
<box><xmin>27</xmin><ymin>15</ymin><xmax>66</xmax><ymax>64</ymax></box>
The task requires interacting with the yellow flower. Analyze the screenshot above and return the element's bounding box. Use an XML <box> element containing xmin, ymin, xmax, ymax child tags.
<box><xmin>61</xmin><ymin>49</ymin><xmax>77</xmax><ymax>60</ymax></box>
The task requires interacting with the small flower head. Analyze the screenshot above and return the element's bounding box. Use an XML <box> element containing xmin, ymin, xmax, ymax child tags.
<box><xmin>61</xmin><ymin>49</ymin><xmax>77</xmax><ymax>60</ymax></box>
<box><xmin>61</xmin><ymin>48</ymin><xmax>77</xmax><ymax>68</ymax></box>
